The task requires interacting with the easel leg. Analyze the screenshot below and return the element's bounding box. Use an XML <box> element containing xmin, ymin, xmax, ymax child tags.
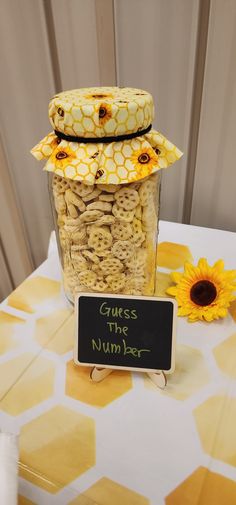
<box><xmin>90</xmin><ymin>367</ymin><xmax>113</xmax><ymax>383</ymax></box>
<box><xmin>146</xmin><ymin>371</ymin><xmax>167</xmax><ymax>389</ymax></box>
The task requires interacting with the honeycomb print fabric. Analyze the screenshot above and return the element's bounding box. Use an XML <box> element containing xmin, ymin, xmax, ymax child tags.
<box><xmin>31</xmin><ymin>87</ymin><xmax>182</xmax><ymax>184</ymax></box>
<box><xmin>1</xmin><ymin>223</ymin><xmax>236</xmax><ymax>504</ymax></box>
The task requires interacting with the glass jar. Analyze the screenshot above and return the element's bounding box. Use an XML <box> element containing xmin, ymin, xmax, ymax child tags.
<box><xmin>49</xmin><ymin>172</ymin><xmax>161</xmax><ymax>301</ymax></box>
<box><xmin>32</xmin><ymin>87</ymin><xmax>182</xmax><ymax>302</ymax></box>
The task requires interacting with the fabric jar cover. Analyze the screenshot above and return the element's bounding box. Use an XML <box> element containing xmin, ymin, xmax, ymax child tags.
<box><xmin>31</xmin><ymin>87</ymin><xmax>183</xmax><ymax>184</ymax></box>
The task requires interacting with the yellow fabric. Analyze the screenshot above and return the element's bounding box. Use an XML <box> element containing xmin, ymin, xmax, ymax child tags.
<box><xmin>31</xmin><ymin>87</ymin><xmax>182</xmax><ymax>184</ymax></box>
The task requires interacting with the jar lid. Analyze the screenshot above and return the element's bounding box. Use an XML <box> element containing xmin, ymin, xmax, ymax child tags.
<box><xmin>31</xmin><ymin>87</ymin><xmax>183</xmax><ymax>185</ymax></box>
<box><xmin>48</xmin><ymin>87</ymin><xmax>154</xmax><ymax>138</ymax></box>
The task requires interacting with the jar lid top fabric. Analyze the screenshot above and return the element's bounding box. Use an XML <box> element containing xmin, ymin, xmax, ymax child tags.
<box><xmin>31</xmin><ymin>87</ymin><xmax>183</xmax><ymax>185</ymax></box>
<box><xmin>48</xmin><ymin>87</ymin><xmax>154</xmax><ymax>138</ymax></box>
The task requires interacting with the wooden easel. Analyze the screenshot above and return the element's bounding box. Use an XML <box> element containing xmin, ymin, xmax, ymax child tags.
<box><xmin>90</xmin><ymin>367</ymin><xmax>167</xmax><ymax>390</ymax></box>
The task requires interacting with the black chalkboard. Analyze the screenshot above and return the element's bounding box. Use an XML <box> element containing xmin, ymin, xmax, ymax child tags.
<box><xmin>74</xmin><ymin>294</ymin><xmax>177</xmax><ymax>373</ymax></box>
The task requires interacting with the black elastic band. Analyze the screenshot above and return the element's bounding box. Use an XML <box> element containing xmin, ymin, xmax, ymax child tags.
<box><xmin>54</xmin><ymin>124</ymin><xmax>152</xmax><ymax>144</ymax></box>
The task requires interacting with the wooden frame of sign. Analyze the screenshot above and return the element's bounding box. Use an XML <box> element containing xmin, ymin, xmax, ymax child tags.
<box><xmin>74</xmin><ymin>293</ymin><xmax>177</xmax><ymax>386</ymax></box>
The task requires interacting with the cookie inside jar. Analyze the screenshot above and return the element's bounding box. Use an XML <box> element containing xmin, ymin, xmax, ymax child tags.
<box><xmin>51</xmin><ymin>173</ymin><xmax>161</xmax><ymax>302</ymax></box>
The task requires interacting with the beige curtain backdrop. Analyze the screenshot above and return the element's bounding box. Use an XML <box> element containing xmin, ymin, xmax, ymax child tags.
<box><xmin>0</xmin><ymin>0</ymin><xmax>235</xmax><ymax>300</ymax></box>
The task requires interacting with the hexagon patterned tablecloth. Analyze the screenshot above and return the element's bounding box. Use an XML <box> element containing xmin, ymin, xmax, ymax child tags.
<box><xmin>1</xmin><ymin>221</ymin><xmax>236</xmax><ymax>505</ymax></box>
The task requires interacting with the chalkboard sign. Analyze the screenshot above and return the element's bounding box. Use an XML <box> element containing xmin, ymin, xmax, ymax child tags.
<box><xmin>74</xmin><ymin>293</ymin><xmax>177</xmax><ymax>373</ymax></box>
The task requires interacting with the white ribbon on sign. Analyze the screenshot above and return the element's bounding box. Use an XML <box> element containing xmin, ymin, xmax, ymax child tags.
<box><xmin>0</xmin><ymin>432</ymin><xmax>18</xmax><ymax>505</ymax></box>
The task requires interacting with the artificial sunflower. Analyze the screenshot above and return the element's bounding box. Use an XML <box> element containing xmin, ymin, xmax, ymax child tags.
<box><xmin>131</xmin><ymin>147</ymin><xmax>159</xmax><ymax>178</ymax></box>
<box><xmin>166</xmin><ymin>258</ymin><xmax>236</xmax><ymax>322</ymax></box>
<box><xmin>98</xmin><ymin>103</ymin><xmax>112</xmax><ymax>125</ymax></box>
<box><xmin>50</xmin><ymin>145</ymin><xmax>77</xmax><ymax>169</ymax></box>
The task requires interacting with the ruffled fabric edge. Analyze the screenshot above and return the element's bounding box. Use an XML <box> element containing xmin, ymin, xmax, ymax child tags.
<box><xmin>31</xmin><ymin>129</ymin><xmax>183</xmax><ymax>185</ymax></box>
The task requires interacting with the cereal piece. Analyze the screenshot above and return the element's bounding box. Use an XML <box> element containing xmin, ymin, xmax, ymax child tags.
<box><xmin>114</xmin><ymin>187</ymin><xmax>139</xmax><ymax>210</ymax></box>
<box><xmin>88</xmin><ymin>226</ymin><xmax>113</xmax><ymax>252</ymax></box>
<box><xmin>74</xmin><ymin>244</ymin><xmax>89</xmax><ymax>251</ymax></box>
<box><xmin>142</xmin><ymin>204</ymin><xmax>157</xmax><ymax>230</ymax></box>
<box><xmin>64</xmin><ymin>224</ymin><xmax>80</xmax><ymax>233</ymax></box>
<box><xmin>52</xmin><ymin>175</ymin><xmax>70</xmax><ymax>193</ymax></box>
<box><xmin>86</xmin><ymin>223</ymin><xmax>110</xmax><ymax>235</ymax></box>
<box><xmin>86</xmin><ymin>201</ymin><xmax>112</xmax><ymax>212</ymax></box>
<box><xmin>123</xmin><ymin>287</ymin><xmax>142</xmax><ymax>296</ymax></box>
<box><xmin>67</xmin><ymin>202</ymin><xmax>79</xmax><ymax>218</ymax></box>
<box><xmin>132</xmin><ymin>217</ymin><xmax>142</xmax><ymax>233</ymax></box>
<box><xmin>93</xmin><ymin>215</ymin><xmax>116</xmax><ymax>226</ymax></box>
<box><xmin>126</xmin><ymin>249</ymin><xmax>147</xmax><ymax>274</ymax></box>
<box><xmin>131</xmin><ymin>231</ymin><xmax>146</xmax><ymax>247</ymax></box>
<box><xmin>112</xmin><ymin>203</ymin><xmax>135</xmax><ymax>223</ymax></box>
<box><xmin>59</xmin><ymin>229</ymin><xmax>68</xmax><ymax>250</ymax></box>
<box><xmin>93</xmin><ymin>279</ymin><xmax>108</xmax><ymax>292</ymax></box>
<box><xmin>106</xmin><ymin>273</ymin><xmax>126</xmax><ymax>292</ymax></box>
<box><xmin>54</xmin><ymin>193</ymin><xmax>66</xmax><ymax>214</ymax></box>
<box><xmin>64</xmin><ymin>216</ymin><xmax>81</xmax><ymax>227</ymax></box>
<box><xmin>97</xmin><ymin>183</ymin><xmax>121</xmax><ymax>193</ymax></box>
<box><xmin>69</xmin><ymin>180</ymin><xmax>93</xmax><ymax>195</ymax></box>
<box><xmin>111</xmin><ymin>221</ymin><xmax>133</xmax><ymax>240</ymax></box>
<box><xmin>70</xmin><ymin>252</ymin><xmax>88</xmax><ymax>270</ymax></box>
<box><xmin>99</xmin><ymin>194</ymin><xmax>115</xmax><ymax>202</ymax></box>
<box><xmin>91</xmin><ymin>264</ymin><xmax>105</xmax><ymax>276</ymax></box>
<box><xmin>95</xmin><ymin>249</ymin><xmax>112</xmax><ymax>258</ymax></box>
<box><xmin>57</xmin><ymin>214</ymin><xmax>66</xmax><ymax>227</ymax></box>
<box><xmin>65</xmin><ymin>189</ymin><xmax>86</xmax><ymax>212</ymax></box>
<box><xmin>72</xmin><ymin>226</ymin><xmax>87</xmax><ymax>244</ymax></box>
<box><xmin>135</xmin><ymin>205</ymin><xmax>142</xmax><ymax>219</ymax></box>
<box><xmin>78</xmin><ymin>270</ymin><xmax>97</xmax><ymax>288</ymax></box>
<box><xmin>82</xmin><ymin>188</ymin><xmax>101</xmax><ymax>202</ymax></box>
<box><xmin>125</xmin><ymin>275</ymin><xmax>145</xmax><ymax>292</ymax></box>
<box><xmin>139</xmin><ymin>179</ymin><xmax>155</xmax><ymax>206</ymax></box>
<box><xmin>131</xmin><ymin>217</ymin><xmax>145</xmax><ymax>246</ymax></box>
<box><xmin>82</xmin><ymin>250</ymin><xmax>100</xmax><ymax>264</ymax></box>
<box><xmin>111</xmin><ymin>240</ymin><xmax>134</xmax><ymax>260</ymax></box>
<box><xmin>73</xmin><ymin>183</ymin><xmax>94</xmax><ymax>198</ymax></box>
<box><xmin>100</xmin><ymin>257</ymin><xmax>124</xmax><ymax>275</ymax></box>
<box><xmin>80</xmin><ymin>210</ymin><xmax>104</xmax><ymax>223</ymax></box>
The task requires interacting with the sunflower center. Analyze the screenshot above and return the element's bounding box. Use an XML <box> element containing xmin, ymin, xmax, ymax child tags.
<box><xmin>138</xmin><ymin>153</ymin><xmax>150</xmax><ymax>164</ymax></box>
<box><xmin>190</xmin><ymin>280</ymin><xmax>217</xmax><ymax>306</ymax></box>
<box><xmin>56</xmin><ymin>151</ymin><xmax>68</xmax><ymax>160</ymax></box>
<box><xmin>93</xmin><ymin>94</ymin><xmax>106</xmax><ymax>99</ymax></box>
<box><xmin>99</xmin><ymin>106</ymin><xmax>107</xmax><ymax>118</ymax></box>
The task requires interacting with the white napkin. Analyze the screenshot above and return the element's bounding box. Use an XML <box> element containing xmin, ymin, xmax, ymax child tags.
<box><xmin>0</xmin><ymin>432</ymin><xmax>18</xmax><ymax>505</ymax></box>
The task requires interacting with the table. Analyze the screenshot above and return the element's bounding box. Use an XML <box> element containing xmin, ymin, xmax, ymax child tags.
<box><xmin>1</xmin><ymin>221</ymin><xmax>236</xmax><ymax>505</ymax></box>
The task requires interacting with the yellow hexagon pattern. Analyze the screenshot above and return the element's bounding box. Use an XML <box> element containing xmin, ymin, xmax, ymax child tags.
<box><xmin>165</xmin><ymin>466</ymin><xmax>236</xmax><ymax>505</ymax></box>
<box><xmin>19</xmin><ymin>405</ymin><xmax>95</xmax><ymax>493</ymax></box>
<box><xmin>31</xmin><ymin>87</ymin><xmax>182</xmax><ymax>184</ymax></box>
<box><xmin>0</xmin><ymin>354</ymin><xmax>55</xmax><ymax>415</ymax></box>
<box><xmin>0</xmin><ymin>311</ymin><xmax>25</xmax><ymax>355</ymax></box>
<box><xmin>18</xmin><ymin>496</ymin><xmax>36</xmax><ymax>505</ymax></box>
<box><xmin>145</xmin><ymin>345</ymin><xmax>210</xmax><ymax>400</ymax></box>
<box><xmin>66</xmin><ymin>361</ymin><xmax>132</xmax><ymax>407</ymax></box>
<box><xmin>156</xmin><ymin>241</ymin><xmax>193</xmax><ymax>270</ymax></box>
<box><xmin>229</xmin><ymin>299</ymin><xmax>236</xmax><ymax>321</ymax></box>
<box><xmin>194</xmin><ymin>396</ymin><xmax>236</xmax><ymax>467</ymax></box>
<box><xmin>213</xmin><ymin>333</ymin><xmax>236</xmax><ymax>378</ymax></box>
<box><xmin>35</xmin><ymin>308</ymin><xmax>74</xmax><ymax>354</ymax></box>
<box><xmin>7</xmin><ymin>276</ymin><xmax>61</xmax><ymax>313</ymax></box>
<box><xmin>69</xmin><ymin>477</ymin><xmax>150</xmax><ymax>505</ymax></box>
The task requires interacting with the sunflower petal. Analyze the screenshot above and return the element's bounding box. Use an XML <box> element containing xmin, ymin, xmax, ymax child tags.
<box><xmin>166</xmin><ymin>286</ymin><xmax>178</xmax><ymax>296</ymax></box>
<box><xmin>213</xmin><ymin>259</ymin><xmax>225</xmax><ymax>272</ymax></box>
<box><xmin>171</xmin><ymin>272</ymin><xmax>183</xmax><ymax>284</ymax></box>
